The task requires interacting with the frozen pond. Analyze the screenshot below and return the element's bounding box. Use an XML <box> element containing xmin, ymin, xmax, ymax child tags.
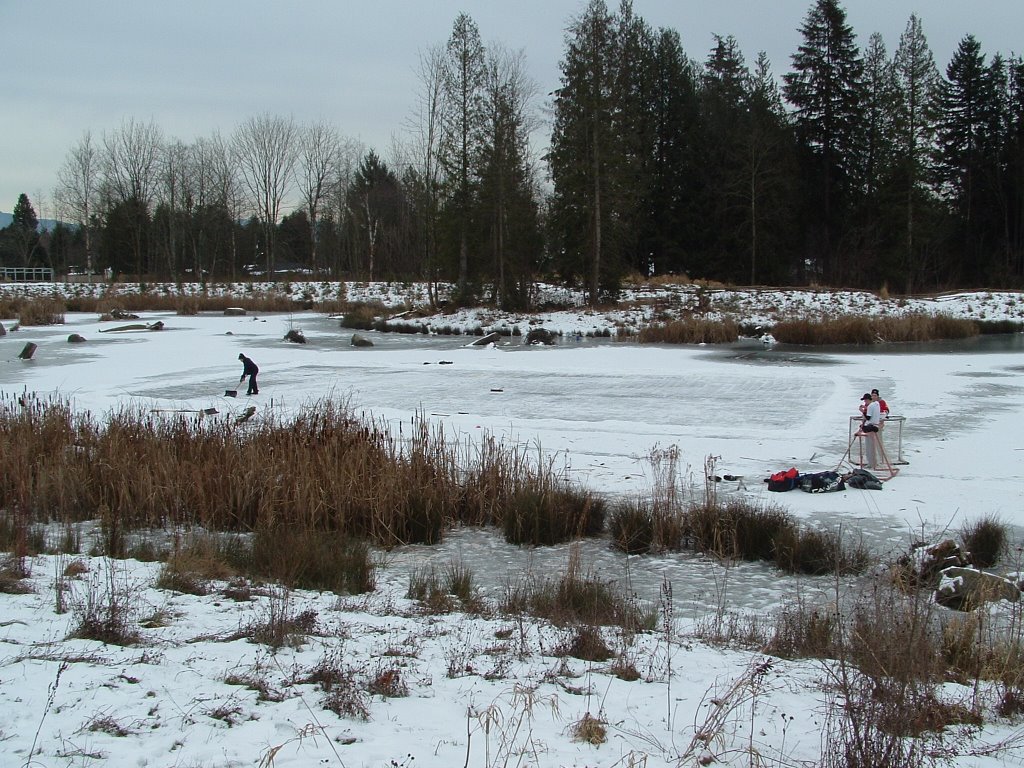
<box><xmin>4</xmin><ymin>311</ymin><xmax>1023</xmax><ymax>619</ymax></box>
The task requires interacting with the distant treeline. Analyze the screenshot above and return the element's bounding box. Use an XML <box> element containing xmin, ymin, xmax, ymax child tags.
<box><xmin>3</xmin><ymin>0</ymin><xmax>1022</xmax><ymax>305</ymax></box>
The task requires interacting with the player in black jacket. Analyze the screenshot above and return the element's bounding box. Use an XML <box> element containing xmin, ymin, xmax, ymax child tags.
<box><xmin>238</xmin><ymin>354</ymin><xmax>259</xmax><ymax>395</ymax></box>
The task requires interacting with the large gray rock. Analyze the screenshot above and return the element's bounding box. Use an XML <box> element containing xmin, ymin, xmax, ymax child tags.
<box><xmin>935</xmin><ymin>566</ymin><xmax>1021</xmax><ymax>611</ymax></box>
<box><xmin>68</xmin><ymin>333</ymin><xmax>87</xmax><ymax>343</ymax></box>
<box><xmin>351</xmin><ymin>333</ymin><xmax>374</xmax><ymax>347</ymax></box>
<box><xmin>224</xmin><ymin>307</ymin><xmax>247</xmax><ymax>316</ymax></box>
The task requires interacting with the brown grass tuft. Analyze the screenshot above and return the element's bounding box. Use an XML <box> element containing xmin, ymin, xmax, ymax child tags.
<box><xmin>772</xmin><ymin>313</ymin><xmax>978</xmax><ymax>345</ymax></box>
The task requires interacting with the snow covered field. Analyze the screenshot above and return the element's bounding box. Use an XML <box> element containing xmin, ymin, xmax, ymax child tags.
<box><xmin>2</xmin><ymin>283</ymin><xmax>1024</xmax><ymax>766</ymax></box>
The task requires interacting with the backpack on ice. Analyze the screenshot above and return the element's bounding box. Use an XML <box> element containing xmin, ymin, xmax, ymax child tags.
<box><xmin>845</xmin><ymin>468</ymin><xmax>883</xmax><ymax>490</ymax></box>
<box><xmin>798</xmin><ymin>470</ymin><xmax>845</xmax><ymax>493</ymax></box>
<box><xmin>766</xmin><ymin>467</ymin><xmax>799</xmax><ymax>492</ymax></box>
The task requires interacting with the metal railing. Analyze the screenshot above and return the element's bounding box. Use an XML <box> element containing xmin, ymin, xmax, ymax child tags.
<box><xmin>0</xmin><ymin>266</ymin><xmax>54</xmax><ymax>282</ymax></box>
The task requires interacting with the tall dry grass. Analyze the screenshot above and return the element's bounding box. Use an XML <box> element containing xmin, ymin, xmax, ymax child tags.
<box><xmin>11</xmin><ymin>297</ymin><xmax>66</xmax><ymax>325</ymax></box>
<box><xmin>8</xmin><ymin>291</ymin><xmax>353</xmax><ymax>317</ymax></box>
<box><xmin>632</xmin><ymin>317</ymin><xmax>740</xmax><ymax>344</ymax></box>
<box><xmin>772</xmin><ymin>313</ymin><xmax>979</xmax><ymax>345</ymax></box>
<box><xmin>0</xmin><ymin>394</ymin><xmax>590</xmax><ymax>552</ymax></box>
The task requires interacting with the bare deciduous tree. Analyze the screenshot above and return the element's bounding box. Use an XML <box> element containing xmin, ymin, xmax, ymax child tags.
<box><xmin>296</xmin><ymin>121</ymin><xmax>343</xmax><ymax>273</ymax></box>
<box><xmin>102</xmin><ymin>118</ymin><xmax>164</xmax><ymax>278</ymax></box>
<box><xmin>54</xmin><ymin>130</ymin><xmax>100</xmax><ymax>278</ymax></box>
<box><xmin>232</xmin><ymin>113</ymin><xmax>298</xmax><ymax>275</ymax></box>
<box><xmin>157</xmin><ymin>139</ymin><xmax>191</xmax><ymax>279</ymax></box>
<box><xmin>407</xmin><ymin>43</ymin><xmax>447</xmax><ymax>305</ymax></box>
<box><xmin>103</xmin><ymin>118</ymin><xmax>163</xmax><ymax>206</ymax></box>
<box><xmin>205</xmin><ymin>131</ymin><xmax>244</xmax><ymax>278</ymax></box>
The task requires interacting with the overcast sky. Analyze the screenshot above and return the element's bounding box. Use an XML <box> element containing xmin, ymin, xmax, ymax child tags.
<box><xmin>2</xmin><ymin>0</ymin><xmax>1021</xmax><ymax>218</ymax></box>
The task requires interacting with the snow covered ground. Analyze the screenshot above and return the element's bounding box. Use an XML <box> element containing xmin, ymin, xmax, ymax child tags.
<box><xmin>1</xmin><ymin>282</ymin><xmax>1024</xmax><ymax>766</ymax></box>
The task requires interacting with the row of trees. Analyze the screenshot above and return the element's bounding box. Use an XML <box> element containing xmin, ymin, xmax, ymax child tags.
<box><xmin>550</xmin><ymin>0</ymin><xmax>1024</xmax><ymax>297</ymax></box>
<box><xmin>22</xmin><ymin>11</ymin><xmax>541</xmax><ymax>308</ymax></box>
<box><xmin>6</xmin><ymin>0</ymin><xmax>1024</xmax><ymax>303</ymax></box>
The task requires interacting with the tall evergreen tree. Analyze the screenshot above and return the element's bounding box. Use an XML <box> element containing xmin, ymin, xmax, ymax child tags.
<box><xmin>933</xmin><ymin>35</ymin><xmax>1006</xmax><ymax>282</ymax></box>
<box><xmin>645</xmin><ymin>28</ymin><xmax>701</xmax><ymax>277</ymax></box>
<box><xmin>479</xmin><ymin>45</ymin><xmax>542</xmax><ymax>309</ymax></box>
<box><xmin>1004</xmin><ymin>57</ymin><xmax>1024</xmax><ymax>278</ymax></box>
<box><xmin>548</xmin><ymin>0</ymin><xmax>620</xmax><ymax>304</ymax></box>
<box><xmin>12</xmin><ymin>193</ymin><xmax>39</xmax><ymax>231</ymax></box>
<box><xmin>742</xmin><ymin>53</ymin><xmax>799</xmax><ymax>285</ymax></box>
<box><xmin>852</xmin><ymin>33</ymin><xmax>900</xmax><ymax>285</ymax></box>
<box><xmin>345</xmin><ymin>151</ymin><xmax>406</xmax><ymax>280</ymax></box>
<box><xmin>892</xmin><ymin>15</ymin><xmax>940</xmax><ymax>291</ymax></box>
<box><xmin>700</xmin><ymin>35</ymin><xmax>750</xmax><ymax>281</ymax></box>
<box><xmin>783</xmin><ymin>0</ymin><xmax>864</xmax><ymax>283</ymax></box>
<box><xmin>3</xmin><ymin>193</ymin><xmax>42</xmax><ymax>265</ymax></box>
<box><xmin>439</xmin><ymin>13</ymin><xmax>487</xmax><ymax>295</ymax></box>
<box><xmin>611</xmin><ymin>1</ymin><xmax>657</xmax><ymax>279</ymax></box>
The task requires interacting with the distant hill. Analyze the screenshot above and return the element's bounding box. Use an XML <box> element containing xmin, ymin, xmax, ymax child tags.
<box><xmin>0</xmin><ymin>211</ymin><xmax>64</xmax><ymax>231</ymax></box>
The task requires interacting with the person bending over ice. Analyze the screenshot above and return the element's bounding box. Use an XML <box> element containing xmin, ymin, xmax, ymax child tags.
<box><xmin>238</xmin><ymin>353</ymin><xmax>259</xmax><ymax>395</ymax></box>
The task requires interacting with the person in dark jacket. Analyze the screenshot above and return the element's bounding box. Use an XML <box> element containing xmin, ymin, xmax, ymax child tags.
<box><xmin>238</xmin><ymin>353</ymin><xmax>259</xmax><ymax>395</ymax></box>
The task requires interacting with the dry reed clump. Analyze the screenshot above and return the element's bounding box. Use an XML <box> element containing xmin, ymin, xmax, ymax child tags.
<box><xmin>502</xmin><ymin>480</ymin><xmax>605</xmax><ymax>546</ymax></box>
<box><xmin>960</xmin><ymin>514</ymin><xmax>1008</xmax><ymax>568</ymax></box>
<box><xmin>240</xmin><ymin>527</ymin><xmax>376</xmax><ymax>595</ymax></box>
<box><xmin>940</xmin><ymin>610</ymin><xmax>1024</xmax><ymax>713</ymax></box>
<box><xmin>155</xmin><ymin>534</ymin><xmax>237</xmax><ymax>595</ymax></box>
<box><xmin>608</xmin><ymin>499</ymin><xmax>655</xmax><ymax>554</ymax></box>
<box><xmin>338</xmin><ymin>301</ymin><xmax>389</xmax><ymax>329</ymax></box>
<box><xmin>757</xmin><ymin>570</ymin><xmax>1024</xmax><ymax>765</ymax></box>
<box><xmin>0</xmin><ymin>397</ymin><xmax>458</xmax><ymax>546</ymax></box>
<box><xmin>500</xmin><ymin>549</ymin><xmax>654</xmax><ymax>631</ymax></box>
<box><xmin>456</xmin><ymin>435</ymin><xmax>532</xmax><ymax>526</ymax></box>
<box><xmin>635</xmin><ymin>317</ymin><xmax>739</xmax><ymax>344</ymax></box>
<box><xmin>407</xmin><ymin>560</ymin><xmax>480</xmax><ymax>614</ymax></box>
<box><xmin>0</xmin><ymin>509</ymin><xmax>43</xmax><ymax>557</ymax></box>
<box><xmin>608</xmin><ymin>498</ymin><xmax>685</xmax><ymax>554</ymax></box>
<box><xmin>646</xmin><ymin>273</ymin><xmax>692</xmax><ymax>287</ymax></box>
<box><xmin>14</xmin><ymin>296</ymin><xmax>66</xmax><ymax>326</ymax></box>
<box><xmin>979</xmin><ymin>319</ymin><xmax>1024</xmax><ymax>334</ymax></box>
<box><xmin>765</xmin><ymin>562</ymin><xmax>1024</xmax><ymax>705</ymax></box>
<box><xmin>682</xmin><ymin>497</ymin><xmax>871</xmax><ymax>575</ymax></box>
<box><xmin>239</xmin><ymin>588</ymin><xmax>319</xmax><ymax>649</ymax></box>
<box><xmin>687</xmin><ymin>498</ymin><xmax>794</xmax><ymax>562</ymax></box>
<box><xmin>846</xmin><ymin>581</ymin><xmax>945</xmax><ymax>686</ymax></box>
<box><xmin>765</xmin><ymin>601</ymin><xmax>839</xmax><ymax>659</ymax></box>
<box><xmin>559</xmin><ymin>624</ymin><xmax>613</xmax><ymax>661</ymax></box>
<box><xmin>772</xmin><ymin>315</ymin><xmax>876</xmax><ymax>344</ymax></box>
<box><xmin>0</xmin><ymin>555</ymin><xmax>33</xmax><ymax>594</ymax></box>
<box><xmin>772</xmin><ymin>313</ymin><xmax>979</xmax><ymax>345</ymax></box>
<box><xmin>175</xmin><ymin>296</ymin><xmax>200</xmax><ymax>315</ymax></box>
<box><xmin>571</xmin><ymin>712</ymin><xmax>608</xmax><ymax>744</ymax></box>
<box><xmin>773</xmin><ymin>526</ymin><xmax>871</xmax><ymax>575</ymax></box>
